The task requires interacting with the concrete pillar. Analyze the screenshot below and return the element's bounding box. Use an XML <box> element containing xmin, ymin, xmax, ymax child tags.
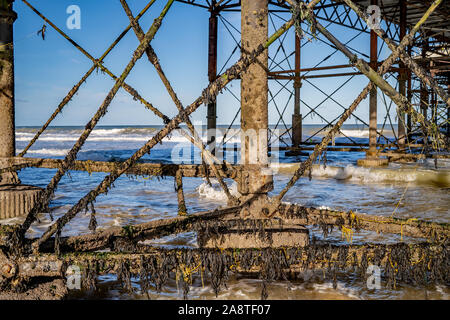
<box><xmin>199</xmin><ymin>0</ymin><xmax>308</xmax><ymax>249</ymax></box>
<box><xmin>0</xmin><ymin>0</ymin><xmax>19</xmax><ymax>185</ymax></box>
<box><xmin>206</xmin><ymin>3</ymin><xmax>218</xmax><ymax>155</ymax></box>
<box><xmin>292</xmin><ymin>33</ymin><xmax>302</xmax><ymax>147</ymax></box>
<box><xmin>397</xmin><ymin>0</ymin><xmax>407</xmax><ymax>150</ymax></box>
<box><xmin>0</xmin><ymin>1</ymin><xmax>42</xmax><ymax>219</ymax></box>
<box><xmin>239</xmin><ymin>0</ymin><xmax>273</xmax><ymax>216</ymax></box>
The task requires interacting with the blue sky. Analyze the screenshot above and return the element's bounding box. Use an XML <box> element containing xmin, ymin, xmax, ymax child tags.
<box><xmin>13</xmin><ymin>0</ymin><xmax>401</xmax><ymax>127</ymax></box>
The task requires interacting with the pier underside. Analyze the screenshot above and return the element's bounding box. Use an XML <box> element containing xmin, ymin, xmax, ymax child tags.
<box><xmin>0</xmin><ymin>0</ymin><xmax>448</xmax><ymax>299</ymax></box>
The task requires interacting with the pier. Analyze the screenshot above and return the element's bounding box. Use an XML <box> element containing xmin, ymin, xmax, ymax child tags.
<box><xmin>0</xmin><ymin>0</ymin><xmax>448</xmax><ymax>299</ymax></box>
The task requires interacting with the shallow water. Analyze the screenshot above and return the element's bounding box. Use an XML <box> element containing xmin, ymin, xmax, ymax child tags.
<box><xmin>2</xmin><ymin>125</ymin><xmax>449</xmax><ymax>300</ymax></box>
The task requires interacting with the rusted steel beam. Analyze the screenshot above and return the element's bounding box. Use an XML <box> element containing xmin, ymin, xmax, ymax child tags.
<box><xmin>2</xmin><ymin>243</ymin><xmax>447</xmax><ymax>291</ymax></box>
<box><xmin>420</xmin><ymin>40</ymin><xmax>430</xmax><ymax>120</ymax></box>
<box><xmin>447</xmin><ymin>79</ymin><xmax>450</xmax><ymax>144</ymax></box>
<box><xmin>368</xmin><ymin>0</ymin><xmax>378</xmax><ymax>158</ymax></box>
<box><xmin>3</xmin><ymin>243</ymin><xmax>449</xmax><ymax>283</ymax></box>
<box><xmin>281</xmin><ymin>204</ymin><xmax>450</xmax><ymax>242</ymax></box>
<box><xmin>312</xmin><ymin>3</ymin><xmax>443</xmax><ymax>146</ymax></box>
<box><xmin>175</xmin><ymin>169</ymin><xmax>187</xmax><ymax>216</ymax></box>
<box><xmin>269</xmin><ymin>64</ymin><xmax>353</xmax><ymax>74</ymax></box>
<box><xmin>281</xmin><ymin>142</ymin><xmax>425</xmax><ymax>148</ymax></box>
<box><xmin>119</xmin><ymin>0</ymin><xmax>237</xmax><ymax>205</ymax></box>
<box><xmin>406</xmin><ymin>46</ymin><xmax>413</xmax><ymax>138</ymax></box>
<box><xmin>21</xmin><ymin>0</ymin><xmax>170</xmax><ymax>126</ymax></box>
<box><xmin>285</xmin><ymin>146</ymin><xmax>367</xmax><ymax>152</ymax></box>
<box><xmin>18</xmin><ymin>1</ymin><xmax>157</xmax><ymax>158</ymax></box>
<box><xmin>20</xmin><ymin>1</ymin><xmax>176</xmax><ymax>237</ymax></box>
<box><xmin>3</xmin><ymin>203</ymin><xmax>447</xmax><ymax>255</ymax></box>
<box><xmin>271</xmin><ymin>0</ymin><xmax>442</xmax><ymax>211</ymax></box>
<box><xmin>31</xmin><ymin>9</ymin><xmax>305</xmax><ymax>249</ymax></box>
<box><xmin>397</xmin><ymin>0</ymin><xmax>407</xmax><ymax>149</ymax></box>
<box><xmin>0</xmin><ymin>206</ymin><xmax>242</xmax><ymax>253</ymax></box>
<box><xmin>207</xmin><ymin>5</ymin><xmax>218</xmax><ymax>155</ymax></box>
<box><xmin>1</xmin><ymin>157</ymin><xmax>238</xmax><ymax>179</ymax></box>
<box><xmin>269</xmin><ymin>72</ymin><xmax>362</xmax><ymax>80</ymax></box>
<box><xmin>342</xmin><ymin>0</ymin><xmax>450</xmax><ymax>108</ymax></box>
<box><xmin>292</xmin><ymin>31</ymin><xmax>302</xmax><ymax>147</ymax></box>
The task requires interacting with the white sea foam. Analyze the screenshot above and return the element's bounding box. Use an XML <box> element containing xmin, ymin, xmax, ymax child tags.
<box><xmin>22</xmin><ymin>148</ymin><xmax>71</xmax><ymax>156</ymax></box>
<box><xmin>311</xmin><ymin>165</ymin><xmax>417</xmax><ymax>183</ymax></box>
<box><xmin>15</xmin><ymin>127</ymin><xmax>245</xmax><ymax>145</ymax></box>
<box><xmin>197</xmin><ymin>179</ymin><xmax>241</xmax><ymax>202</ymax></box>
<box><xmin>339</xmin><ymin>129</ymin><xmax>370</xmax><ymax>138</ymax></box>
<box><xmin>275</xmin><ymin>163</ymin><xmax>450</xmax><ymax>186</ymax></box>
<box><xmin>16</xmin><ymin>136</ymin><xmax>155</xmax><ymax>142</ymax></box>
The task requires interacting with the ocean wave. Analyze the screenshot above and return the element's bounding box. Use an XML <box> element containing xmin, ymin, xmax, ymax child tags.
<box><xmin>16</xmin><ymin>127</ymin><xmax>244</xmax><ymax>144</ymax></box>
<box><xmin>16</xmin><ymin>136</ymin><xmax>154</xmax><ymax>142</ymax></box>
<box><xmin>275</xmin><ymin>163</ymin><xmax>450</xmax><ymax>186</ymax></box>
<box><xmin>197</xmin><ymin>180</ymin><xmax>240</xmax><ymax>202</ymax></box>
<box><xmin>23</xmin><ymin>148</ymin><xmax>71</xmax><ymax>156</ymax></box>
<box><xmin>339</xmin><ymin>129</ymin><xmax>370</xmax><ymax>138</ymax></box>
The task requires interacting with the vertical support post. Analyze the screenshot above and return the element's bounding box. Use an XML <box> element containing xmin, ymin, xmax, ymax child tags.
<box><xmin>0</xmin><ymin>0</ymin><xmax>19</xmax><ymax>185</ymax></box>
<box><xmin>397</xmin><ymin>0</ymin><xmax>407</xmax><ymax>150</ymax></box>
<box><xmin>406</xmin><ymin>45</ymin><xmax>412</xmax><ymax>138</ymax></box>
<box><xmin>368</xmin><ymin>0</ymin><xmax>378</xmax><ymax>158</ymax></box>
<box><xmin>207</xmin><ymin>2</ymin><xmax>218</xmax><ymax>155</ymax></box>
<box><xmin>239</xmin><ymin>0</ymin><xmax>272</xmax><ymax>216</ymax></box>
<box><xmin>292</xmin><ymin>32</ymin><xmax>302</xmax><ymax>147</ymax></box>
<box><xmin>431</xmin><ymin>89</ymin><xmax>437</xmax><ymax>126</ymax></box>
<box><xmin>175</xmin><ymin>169</ymin><xmax>187</xmax><ymax>216</ymax></box>
<box><xmin>357</xmin><ymin>0</ymin><xmax>388</xmax><ymax>167</ymax></box>
<box><xmin>420</xmin><ymin>39</ymin><xmax>429</xmax><ymax>120</ymax></box>
<box><xmin>447</xmin><ymin>77</ymin><xmax>450</xmax><ymax>149</ymax></box>
<box><xmin>429</xmin><ymin>59</ymin><xmax>438</xmax><ymax>128</ymax></box>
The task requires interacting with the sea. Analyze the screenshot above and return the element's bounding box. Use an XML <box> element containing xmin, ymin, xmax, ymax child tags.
<box><xmin>2</xmin><ymin>124</ymin><xmax>449</xmax><ymax>300</ymax></box>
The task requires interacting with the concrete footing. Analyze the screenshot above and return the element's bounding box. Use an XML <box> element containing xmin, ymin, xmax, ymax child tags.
<box><xmin>0</xmin><ymin>185</ymin><xmax>43</xmax><ymax>219</ymax></box>
<box><xmin>199</xmin><ymin>223</ymin><xmax>309</xmax><ymax>248</ymax></box>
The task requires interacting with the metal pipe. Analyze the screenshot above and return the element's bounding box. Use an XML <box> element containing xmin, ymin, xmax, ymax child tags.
<box><xmin>397</xmin><ymin>0</ymin><xmax>407</xmax><ymax>149</ymax></box>
<box><xmin>207</xmin><ymin>3</ymin><xmax>218</xmax><ymax>155</ymax></box>
<box><xmin>368</xmin><ymin>0</ymin><xmax>378</xmax><ymax>157</ymax></box>
<box><xmin>292</xmin><ymin>31</ymin><xmax>302</xmax><ymax>147</ymax></box>
<box><xmin>420</xmin><ymin>39</ymin><xmax>429</xmax><ymax>120</ymax></box>
<box><xmin>407</xmin><ymin>45</ymin><xmax>412</xmax><ymax>138</ymax></box>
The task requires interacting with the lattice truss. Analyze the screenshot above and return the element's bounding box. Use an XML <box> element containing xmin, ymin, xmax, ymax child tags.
<box><xmin>0</xmin><ymin>0</ymin><xmax>449</xmax><ymax>298</ymax></box>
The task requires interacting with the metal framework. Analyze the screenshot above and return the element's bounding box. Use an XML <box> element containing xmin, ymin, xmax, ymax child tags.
<box><xmin>0</xmin><ymin>0</ymin><xmax>448</xmax><ymax>299</ymax></box>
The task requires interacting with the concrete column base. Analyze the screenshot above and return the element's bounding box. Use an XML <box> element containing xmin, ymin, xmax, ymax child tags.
<box><xmin>0</xmin><ymin>185</ymin><xmax>43</xmax><ymax>219</ymax></box>
<box><xmin>357</xmin><ymin>158</ymin><xmax>389</xmax><ymax>167</ymax></box>
<box><xmin>198</xmin><ymin>223</ymin><xmax>309</xmax><ymax>248</ymax></box>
